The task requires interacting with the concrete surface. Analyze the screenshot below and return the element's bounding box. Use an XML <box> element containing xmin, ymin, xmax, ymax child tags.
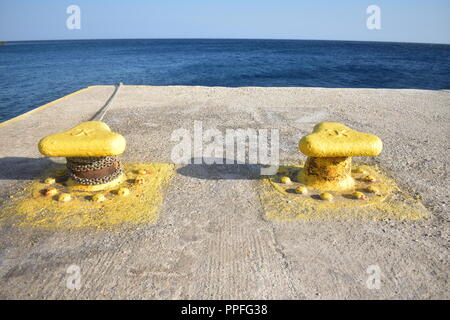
<box><xmin>0</xmin><ymin>85</ymin><xmax>448</xmax><ymax>299</ymax></box>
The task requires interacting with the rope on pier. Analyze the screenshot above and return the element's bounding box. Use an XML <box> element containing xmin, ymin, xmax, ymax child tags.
<box><xmin>91</xmin><ymin>82</ymin><xmax>122</xmax><ymax>121</ymax></box>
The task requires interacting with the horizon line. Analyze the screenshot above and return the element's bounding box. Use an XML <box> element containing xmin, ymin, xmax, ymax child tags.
<box><xmin>2</xmin><ymin>37</ymin><xmax>449</xmax><ymax>46</ymax></box>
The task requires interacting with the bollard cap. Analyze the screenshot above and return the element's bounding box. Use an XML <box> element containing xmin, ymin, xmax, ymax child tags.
<box><xmin>299</xmin><ymin>122</ymin><xmax>382</xmax><ymax>157</ymax></box>
<box><xmin>38</xmin><ymin>121</ymin><xmax>126</xmax><ymax>157</ymax></box>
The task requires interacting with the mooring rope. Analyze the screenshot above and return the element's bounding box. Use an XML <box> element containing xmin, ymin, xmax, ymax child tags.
<box><xmin>91</xmin><ymin>82</ymin><xmax>122</xmax><ymax>121</ymax></box>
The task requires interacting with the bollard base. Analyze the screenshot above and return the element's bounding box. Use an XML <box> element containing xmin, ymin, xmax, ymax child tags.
<box><xmin>65</xmin><ymin>173</ymin><xmax>125</xmax><ymax>191</ymax></box>
<box><xmin>1</xmin><ymin>163</ymin><xmax>175</xmax><ymax>229</ymax></box>
<box><xmin>261</xmin><ymin>164</ymin><xmax>429</xmax><ymax>221</ymax></box>
<box><xmin>298</xmin><ymin>156</ymin><xmax>355</xmax><ymax>191</ymax></box>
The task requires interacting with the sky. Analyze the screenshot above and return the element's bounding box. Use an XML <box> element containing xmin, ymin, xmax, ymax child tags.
<box><xmin>0</xmin><ymin>0</ymin><xmax>449</xmax><ymax>44</ymax></box>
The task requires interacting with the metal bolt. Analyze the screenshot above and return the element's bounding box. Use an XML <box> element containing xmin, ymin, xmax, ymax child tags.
<box><xmin>363</xmin><ymin>175</ymin><xmax>376</xmax><ymax>182</ymax></box>
<box><xmin>280</xmin><ymin>176</ymin><xmax>292</xmax><ymax>184</ymax></box>
<box><xmin>366</xmin><ymin>185</ymin><xmax>380</xmax><ymax>194</ymax></box>
<box><xmin>117</xmin><ymin>187</ymin><xmax>130</xmax><ymax>196</ymax></box>
<box><xmin>44</xmin><ymin>177</ymin><xmax>56</xmax><ymax>184</ymax></box>
<box><xmin>320</xmin><ymin>192</ymin><xmax>333</xmax><ymax>201</ymax></box>
<box><xmin>352</xmin><ymin>191</ymin><xmax>366</xmax><ymax>200</ymax></box>
<box><xmin>44</xmin><ymin>187</ymin><xmax>58</xmax><ymax>197</ymax></box>
<box><xmin>91</xmin><ymin>194</ymin><xmax>106</xmax><ymax>202</ymax></box>
<box><xmin>134</xmin><ymin>176</ymin><xmax>145</xmax><ymax>184</ymax></box>
<box><xmin>58</xmin><ymin>193</ymin><xmax>72</xmax><ymax>202</ymax></box>
<box><xmin>295</xmin><ymin>186</ymin><xmax>308</xmax><ymax>195</ymax></box>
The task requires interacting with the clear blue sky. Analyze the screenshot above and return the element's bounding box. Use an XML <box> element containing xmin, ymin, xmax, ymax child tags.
<box><xmin>1</xmin><ymin>0</ymin><xmax>449</xmax><ymax>43</ymax></box>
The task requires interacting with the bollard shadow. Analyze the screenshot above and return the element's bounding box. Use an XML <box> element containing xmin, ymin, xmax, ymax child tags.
<box><xmin>177</xmin><ymin>157</ymin><xmax>276</xmax><ymax>180</ymax></box>
<box><xmin>0</xmin><ymin>157</ymin><xmax>59</xmax><ymax>180</ymax></box>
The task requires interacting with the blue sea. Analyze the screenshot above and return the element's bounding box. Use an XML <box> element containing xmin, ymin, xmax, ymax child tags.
<box><xmin>1</xmin><ymin>39</ymin><xmax>449</xmax><ymax>122</ymax></box>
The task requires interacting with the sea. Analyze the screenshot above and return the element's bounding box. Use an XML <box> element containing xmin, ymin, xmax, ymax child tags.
<box><xmin>0</xmin><ymin>39</ymin><xmax>449</xmax><ymax>122</ymax></box>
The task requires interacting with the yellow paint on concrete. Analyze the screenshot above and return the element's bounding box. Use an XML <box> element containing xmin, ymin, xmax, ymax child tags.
<box><xmin>0</xmin><ymin>163</ymin><xmax>175</xmax><ymax>229</ymax></box>
<box><xmin>260</xmin><ymin>164</ymin><xmax>429</xmax><ymax>221</ymax></box>
<box><xmin>0</xmin><ymin>86</ymin><xmax>97</xmax><ymax>128</ymax></box>
<box><xmin>38</xmin><ymin>121</ymin><xmax>126</xmax><ymax>157</ymax></box>
<box><xmin>299</xmin><ymin>122</ymin><xmax>383</xmax><ymax>157</ymax></box>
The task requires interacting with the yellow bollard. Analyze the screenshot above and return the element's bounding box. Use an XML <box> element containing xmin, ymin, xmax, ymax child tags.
<box><xmin>38</xmin><ymin>121</ymin><xmax>126</xmax><ymax>191</ymax></box>
<box><xmin>298</xmin><ymin>122</ymin><xmax>383</xmax><ymax>191</ymax></box>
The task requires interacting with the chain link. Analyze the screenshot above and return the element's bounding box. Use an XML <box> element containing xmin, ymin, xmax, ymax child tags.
<box><xmin>66</xmin><ymin>156</ymin><xmax>122</xmax><ymax>185</ymax></box>
<box><xmin>67</xmin><ymin>156</ymin><xmax>117</xmax><ymax>172</ymax></box>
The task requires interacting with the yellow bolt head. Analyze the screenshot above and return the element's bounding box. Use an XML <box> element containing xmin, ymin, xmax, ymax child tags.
<box><xmin>320</xmin><ymin>192</ymin><xmax>333</xmax><ymax>201</ymax></box>
<box><xmin>134</xmin><ymin>176</ymin><xmax>145</xmax><ymax>184</ymax></box>
<box><xmin>352</xmin><ymin>191</ymin><xmax>366</xmax><ymax>200</ymax></box>
<box><xmin>44</xmin><ymin>187</ymin><xmax>58</xmax><ymax>197</ymax></box>
<box><xmin>366</xmin><ymin>185</ymin><xmax>380</xmax><ymax>194</ymax></box>
<box><xmin>295</xmin><ymin>186</ymin><xmax>308</xmax><ymax>195</ymax></box>
<box><xmin>91</xmin><ymin>194</ymin><xmax>106</xmax><ymax>202</ymax></box>
<box><xmin>117</xmin><ymin>187</ymin><xmax>130</xmax><ymax>196</ymax></box>
<box><xmin>363</xmin><ymin>175</ymin><xmax>376</xmax><ymax>182</ymax></box>
<box><xmin>58</xmin><ymin>193</ymin><xmax>72</xmax><ymax>202</ymax></box>
<box><xmin>44</xmin><ymin>177</ymin><xmax>56</xmax><ymax>185</ymax></box>
<box><xmin>280</xmin><ymin>176</ymin><xmax>292</xmax><ymax>184</ymax></box>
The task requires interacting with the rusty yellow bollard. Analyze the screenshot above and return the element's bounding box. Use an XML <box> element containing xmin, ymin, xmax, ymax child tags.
<box><xmin>38</xmin><ymin>121</ymin><xmax>126</xmax><ymax>191</ymax></box>
<box><xmin>298</xmin><ymin>122</ymin><xmax>382</xmax><ymax>191</ymax></box>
